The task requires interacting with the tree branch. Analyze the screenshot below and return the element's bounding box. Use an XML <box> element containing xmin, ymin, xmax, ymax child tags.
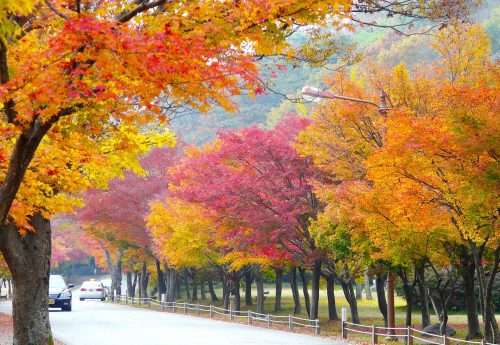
<box><xmin>44</xmin><ymin>0</ymin><xmax>70</xmax><ymax>20</ymax></box>
<box><xmin>116</xmin><ymin>0</ymin><xmax>167</xmax><ymax>23</ymax></box>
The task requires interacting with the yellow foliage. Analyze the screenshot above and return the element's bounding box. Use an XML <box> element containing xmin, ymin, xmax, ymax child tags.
<box><xmin>147</xmin><ymin>198</ymin><xmax>219</xmax><ymax>269</ymax></box>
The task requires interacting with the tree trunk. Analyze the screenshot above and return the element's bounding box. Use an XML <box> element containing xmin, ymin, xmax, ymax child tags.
<box><xmin>126</xmin><ymin>272</ymin><xmax>133</xmax><ymax>298</ymax></box>
<box><xmin>274</xmin><ymin>268</ymin><xmax>283</xmax><ymax>312</ymax></box>
<box><xmin>356</xmin><ymin>283</ymin><xmax>363</xmax><ymax>300</ymax></box>
<box><xmin>137</xmin><ymin>272</ymin><xmax>142</xmax><ymax>301</ymax></box>
<box><xmin>298</xmin><ymin>267</ymin><xmax>311</xmax><ymax>318</ymax></box>
<box><xmin>192</xmin><ymin>282</ymin><xmax>198</xmax><ymax>301</ymax></box>
<box><xmin>166</xmin><ymin>269</ymin><xmax>176</xmax><ymax>302</ymax></box>
<box><xmin>340</xmin><ymin>280</ymin><xmax>360</xmax><ymax>324</ymax></box>
<box><xmin>365</xmin><ymin>272</ymin><xmax>373</xmax><ymax>300</ymax></box>
<box><xmin>208</xmin><ymin>280</ymin><xmax>218</xmax><ymax>301</ymax></box>
<box><xmin>244</xmin><ymin>268</ymin><xmax>253</xmax><ymax>306</ymax></box>
<box><xmin>483</xmin><ymin>247</ymin><xmax>500</xmax><ymax>343</ymax></box>
<box><xmin>289</xmin><ymin>268</ymin><xmax>301</xmax><ymax>314</ymax></box>
<box><xmin>399</xmin><ymin>273</ymin><xmax>414</xmax><ymax>327</ymax></box>
<box><xmin>461</xmin><ymin>252</ymin><xmax>482</xmax><ymax>339</ymax></box>
<box><xmin>132</xmin><ymin>271</ymin><xmax>138</xmax><ymax>298</ymax></box>
<box><xmin>439</xmin><ymin>296</ymin><xmax>449</xmax><ymax>336</ymax></box>
<box><xmin>138</xmin><ymin>272</ymin><xmax>144</xmax><ymax>301</ymax></box>
<box><xmin>233</xmin><ymin>271</ymin><xmax>241</xmax><ymax>313</ymax></box>
<box><xmin>0</xmin><ymin>214</ymin><xmax>53</xmax><ymax>345</ymax></box>
<box><xmin>105</xmin><ymin>249</ymin><xmax>123</xmax><ymax>300</ymax></box>
<box><xmin>164</xmin><ymin>269</ymin><xmax>170</xmax><ymax>301</ymax></box>
<box><xmin>325</xmin><ymin>273</ymin><xmax>339</xmax><ymax>320</ymax></box>
<box><xmin>310</xmin><ymin>260</ymin><xmax>321</xmax><ymax>320</ymax></box>
<box><xmin>190</xmin><ymin>268</ymin><xmax>198</xmax><ymax>301</ymax></box>
<box><xmin>184</xmin><ymin>271</ymin><xmax>191</xmax><ymax>300</ymax></box>
<box><xmin>254</xmin><ymin>265</ymin><xmax>265</xmax><ymax>314</ymax></box>
<box><xmin>175</xmin><ymin>276</ymin><xmax>181</xmax><ymax>299</ymax></box>
<box><xmin>220</xmin><ymin>273</ymin><xmax>230</xmax><ymax>311</ymax></box>
<box><xmin>200</xmin><ymin>280</ymin><xmax>206</xmax><ymax>301</ymax></box>
<box><xmin>416</xmin><ymin>266</ymin><xmax>431</xmax><ymax>328</ymax></box>
<box><xmin>155</xmin><ymin>259</ymin><xmax>166</xmax><ymax>299</ymax></box>
<box><xmin>140</xmin><ymin>261</ymin><xmax>148</xmax><ymax>298</ymax></box>
<box><xmin>376</xmin><ymin>273</ymin><xmax>388</xmax><ymax>327</ymax></box>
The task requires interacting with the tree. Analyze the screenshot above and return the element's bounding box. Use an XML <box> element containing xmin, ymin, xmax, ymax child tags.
<box><xmin>51</xmin><ymin>216</ymin><xmax>97</xmax><ymax>270</ymax></box>
<box><xmin>169</xmin><ymin>116</ymin><xmax>324</xmax><ymax>317</ymax></box>
<box><xmin>78</xmin><ymin>146</ymin><xmax>181</xmax><ymax>299</ymax></box>
<box><xmin>360</xmin><ymin>26</ymin><xmax>498</xmax><ymax>339</ymax></box>
<box><xmin>295</xmin><ymin>73</ymin><xmax>385</xmax><ymax>323</ymax></box>
<box><xmin>296</xmin><ymin>24</ymin><xmax>498</xmax><ymax>336</ymax></box>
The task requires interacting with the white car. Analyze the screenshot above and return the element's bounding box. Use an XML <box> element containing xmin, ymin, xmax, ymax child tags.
<box><xmin>79</xmin><ymin>280</ymin><xmax>106</xmax><ymax>301</ymax></box>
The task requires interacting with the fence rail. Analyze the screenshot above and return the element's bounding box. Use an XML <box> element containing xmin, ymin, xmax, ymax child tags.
<box><xmin>112</xmin><ymin>293</ymin><xmax>320</xmax><ymax>335</ymax></box>
<box><xmin>340</xmin><ymin>307</ymin><xmax>495</xmax><ymax>345</ymax></box>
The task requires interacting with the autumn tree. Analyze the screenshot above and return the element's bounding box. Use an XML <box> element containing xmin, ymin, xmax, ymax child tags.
<box><xmin>147</xmin><ymin>198</ymin><xmax>224</xmax><ymax>303</ymax></box>
<box><xmin>78</xmin><ymin>146</ymin><xmax>181</xmax><ymax>299</ymax></box>
<box><xmin>51</xmin><ymin>216</ymin><xmax>97</xmax><ymax>271</ymax></box>
<box><xmin>168</xmin><ymin>116</ymin><xmax>324</xmax><ymax>317</ymax></box>
<box><xmin>358</xmin><ymin>24</ymin><xmax>498</xmax><ymax>339</ymax></box>
<box><xmin>296</xmin><ymin>73</ymin><xmax>387</xmax><ymax>323</ymax></box>
<box><xmin>297</xmin><ymin>23</ymin><xmax>498</xmax><ymax>338</ymax></box>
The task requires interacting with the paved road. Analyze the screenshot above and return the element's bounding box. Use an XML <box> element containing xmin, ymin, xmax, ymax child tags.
<box><xmin>0</xmin><ymin>290</ymin><xmax>339</xmax><ymax>345</ymax></box>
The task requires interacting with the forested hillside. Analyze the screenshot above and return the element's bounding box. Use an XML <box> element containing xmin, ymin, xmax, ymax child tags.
<box><xmin>170</xmin><ymin>0</ymin><xmax>499</xmax><ymax>144</ymax></box>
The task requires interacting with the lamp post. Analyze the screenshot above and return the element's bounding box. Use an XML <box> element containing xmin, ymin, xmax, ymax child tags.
<box><xmin>300</xmin><ymin>86</ymin><xmax>395</xmax><ymax>336</ymax></box>
<box><xmin>301</xmin><ymin>86</ymin><xmax>389</xmax><ymax>116</ymax></box>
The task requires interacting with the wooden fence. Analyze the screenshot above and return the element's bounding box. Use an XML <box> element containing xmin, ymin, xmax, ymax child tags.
<box><xmin>340</xmin><ymin>307</ymin><xmax>496</xmax><ymax>345</ymax></box>
<box><xmin>113</xmin><ymin>293</ymin><xmax>320</xmax><ymax>335</ymax></box>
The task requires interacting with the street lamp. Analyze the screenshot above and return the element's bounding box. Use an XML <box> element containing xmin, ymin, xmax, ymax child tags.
<box><xmin>301</xmin><ymin>85</ymin><xmax>395</xmax><ymax>335</ymax></box>
<box><xmin>301</xmin><ymin>86</ymin><xmax>389</xmax><ymax>116</ymax></box>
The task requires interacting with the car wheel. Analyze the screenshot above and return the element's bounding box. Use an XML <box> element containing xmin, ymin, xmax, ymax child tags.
<box><xmin>79</xmin><ymin>298</ymin><xmax>84</xmax><ymax>301</ymax></box>
<box><xmin>62</xmin><ymin>304</ymin><xmax>72</xmax><ymax>312</ymax></box>
<box><xmin>101</xmin><ymin>297</ymin><xmax>105</xmax><ymax>301</ymax></box>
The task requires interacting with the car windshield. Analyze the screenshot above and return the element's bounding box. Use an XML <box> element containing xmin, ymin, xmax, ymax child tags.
<box><xmin>49</xmin><ymin>275</ymin><xmax>67</xmax><ymax>289</ymax></box>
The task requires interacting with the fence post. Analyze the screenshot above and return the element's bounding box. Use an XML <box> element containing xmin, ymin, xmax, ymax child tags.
<box><xmin>481</xmin><ymin>340</ymin><xmax>486</xmax><ymax>345</ymax></box>
<box><xmin>196</xmin><ymin>304</ymin><xmax>200</xmax><ymax>316</ymax></box>
<box><xmin>184</xmin><ymin>302</ymin><xmax>187</xmax><ymax>314</ymax></box>
<box><xmin>125</xmin><ymin>291</ymin><xmax>128</xmax><ymax>305</ymax></box>
<box><xmin>341</xmin><ymin>307</ymin><xmax>347</xmax><ymax>339</ymax></box>
<box><xmin>230</xmin><ymin>300</ymin><xmax>234</xmax><ymax>321</ymax></box>
<box><xmin>288</xmin><ymin>315</ymin><xmax>292</xmax><ymax>331</ymax></box>
<box><xmin>372</xmin><ymin>325</ymin><xmax>378</xmax><ymax>344</ymax></box>
<box><xmin>248</xmin><ymin>311</ymin><xmax>253</xmax><ymax>325</ymax></box>
<box><xmin>210</xmin><ymin>305</ymin><xmax>213</xmax><ymax>318</ymax></box>
<box><xmin>443</xmin><ymin>334</ymin><xmax>449</xmax><ymax>345</ymax></box>
<box><xmin>407</xmin><ymin>327</ymin><xmax>413</xmax><ymax>345</ymax></box>
<box><xmin>268</xmin><ymin>314</ymin><xmax>271</xmax><ymax>328</ymax></box>
<box><xmin>173</xmin><ymin>301</ymin><xmax>176</xmax><ymax>313</ymax></box>
<box><xmin>316</xmin><ymin>319</ymin><xmax>320</xmax><ymax>335</ymax></box>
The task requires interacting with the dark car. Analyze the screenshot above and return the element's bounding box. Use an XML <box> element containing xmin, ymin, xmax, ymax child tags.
<box><xmin>48</xmin><ymin>275</ymin><xmax>74</xmax><ymax>311</ymax></box>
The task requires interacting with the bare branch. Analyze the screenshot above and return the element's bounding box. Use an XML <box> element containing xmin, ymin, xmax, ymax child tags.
<box><xmin>44</xmin><ymin>0</ymin><xmax>70</xmax><ymax>20</ymax></box>
<box><xmin>116</xmin><ymin>0</ymin><xmax>167</xmax><ymax>23</ymax></box>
